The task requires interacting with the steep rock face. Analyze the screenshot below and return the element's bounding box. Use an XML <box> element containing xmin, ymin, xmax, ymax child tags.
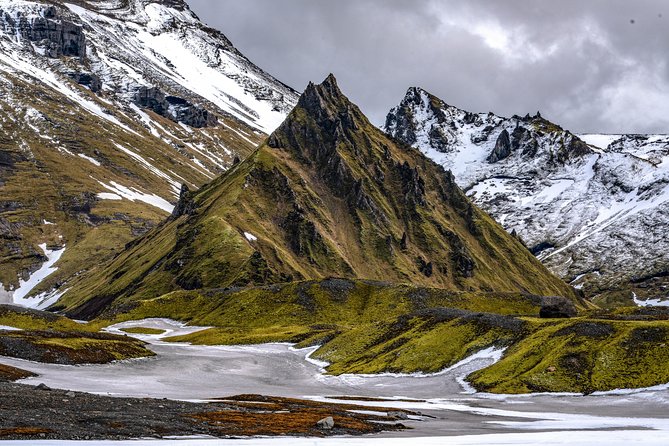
<box><xmin>0</xmin><ymin>0</ymin><xmax>298</xmax><ymax>306</ymax></box>
<box><xmin>385</xmin><ymin>87</ymin><xmax>669</xmax><ymax>305</ymax></box>
<box><xmin>134</xmin><ymin>86</ymin><xmax>216</xmax><ymax>127</ymax></box>
<box><xmin>57</xmin><ymin>75</ymin><xmax>578</xmax><ymax>318</ymax></box>
<box><xmin>0</xmin><ymin>5</ymin><xmax>86</xmax><ymax>58</ymax></box>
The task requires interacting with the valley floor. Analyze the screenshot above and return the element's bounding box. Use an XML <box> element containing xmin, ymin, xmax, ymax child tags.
<box><xmin>2</xmin><ymin>319</ymin><xmax>669</xmax><ymax>444</ymax></box>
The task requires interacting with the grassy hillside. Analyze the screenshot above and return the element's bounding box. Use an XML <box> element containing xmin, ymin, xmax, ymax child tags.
<box><xmin>56</xmin><ymin>75</ymin><xmax>577</xmax><ymax>317</ymax></box>
<box><xmin>80</xmin><ymin>281</ymin><xmax>669</xmax><ymax>393</ymax></box>
<box><xmin>0</xmin><ymin>67</ymin><xmax>262</xmax><ymax>301</ymax></box>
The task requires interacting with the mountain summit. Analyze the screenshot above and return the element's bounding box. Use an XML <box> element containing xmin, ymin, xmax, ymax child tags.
<box><xmin>57</xmin><ymin>75</ymin><xmax>576</xmax><ymax>317</ymax></box>
<box><xmin>385</xmin><ymin>86</ymin><xmax>669</xmax><ymax>304</ymax></box>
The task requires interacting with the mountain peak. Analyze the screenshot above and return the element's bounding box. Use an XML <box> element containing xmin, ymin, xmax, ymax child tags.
<box><xmin>57</xmin><ymin>73</ymin><xmax>577</xmax><ymax>315</ymax></box>
<box><xmin>297</xmin><ymin>74</ymin><xmax>350</xmax><ymax>119</ymax></box>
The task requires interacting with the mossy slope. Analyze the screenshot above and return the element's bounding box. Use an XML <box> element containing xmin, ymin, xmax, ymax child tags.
<box><xmin>89</xmin><ymin>281</ymin><xmax>669</xmax><ymax>393</ymax></box>
<box><xmin>469</xmin><ymin>318</ymin><xmax>669</xmax><ymax>394</ymax></box>
<box><xmin>58</xmin><ymin>75</ymin><xmax>577</xmax><ymax>317</ymax></box>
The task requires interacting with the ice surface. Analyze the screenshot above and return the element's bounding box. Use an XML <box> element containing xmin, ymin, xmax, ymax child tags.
<box><xmin>4</xmin><ymin>431</ymin><xmax>669</xmax><ymax>445</ymax></box>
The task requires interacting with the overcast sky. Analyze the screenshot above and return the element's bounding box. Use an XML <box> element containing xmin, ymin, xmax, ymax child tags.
<box><xmin>188</xmin><ymin>0</ymin><xmax>669</xmax><ymax>134</ymax></box>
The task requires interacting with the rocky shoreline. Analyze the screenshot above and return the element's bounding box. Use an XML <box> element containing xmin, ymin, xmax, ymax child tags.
<box><xmin>0</xmin><ymin>383</ymin><xmax>410</xmax><ymax>441</ymax></box>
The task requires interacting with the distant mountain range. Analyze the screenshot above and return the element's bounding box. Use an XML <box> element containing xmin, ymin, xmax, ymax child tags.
<box><xmin>385</xmin><ymin>87</ymin><xmax>669</xmax><ymax>306</ymax></box>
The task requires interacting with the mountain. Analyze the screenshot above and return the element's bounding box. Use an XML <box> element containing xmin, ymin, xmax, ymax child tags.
<box><xmin>0</xmin><ymin>0</ymin><xmax>298</xmax><ymax>306</ymax></box>
<box><xmin>55</xmin><ymin>74</ymin><xmax>577</xmax><ymax>318</ymax></box>
<box><xmin>385</xmin><ymin>87</ymin><xmax>669</xmax><ymax>306</ymax></box>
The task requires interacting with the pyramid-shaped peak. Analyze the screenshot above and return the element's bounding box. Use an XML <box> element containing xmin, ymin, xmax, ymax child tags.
<box><xmin>297</xmin><ymin>73</ymin><xmax>349</xmax><ymax>115</ymax></box>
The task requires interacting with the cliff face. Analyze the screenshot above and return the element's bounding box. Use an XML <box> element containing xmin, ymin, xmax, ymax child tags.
<box><xmin>0</xmin><ymin>5</ymin><xmax>86</xmax><ymax>58</ymax></box>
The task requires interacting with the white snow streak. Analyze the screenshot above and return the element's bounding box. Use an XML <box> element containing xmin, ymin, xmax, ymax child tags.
<box><xmin>12</xmin><ymin>243</ymin><xmax>65</xmax><ymax>309</ymax></box>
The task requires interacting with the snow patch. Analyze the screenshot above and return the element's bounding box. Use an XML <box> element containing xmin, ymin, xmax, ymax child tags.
<box><xmin>97</xmin><ymin>192</ymin><xmax>122</xmax><ymax>201</ymax></box>
<box><xmin>77</xmin><ymin>153</ymin><xmax>101</xmax><ymax>166</ymax></box>
<box><xmin>579</xmin><ymin>134</ymin><xmax>623</xmax><ymax>149</ymax></box>
<box><xmin>632</xmin><ymin>292</ymin><xmax>669</xmax><ymax>308</ymax></box>
<box><xmin>0</xmin><ymin>325</ymin><xmax>22</xmax><ymax>331</ymax></box>
<box><xmin>12</xmin><ymin>243</ymin><xmax>65</xmax><ymax>309</ymax></box>
<box><xmin>4</xmin><ymin>431</ymin><xmax>669</xmax><ymax>445</ymax></box>
<box><xmin>95</xmin><ymin>179</ymin><xmax>174</xmax><ymax>213</ymax></box>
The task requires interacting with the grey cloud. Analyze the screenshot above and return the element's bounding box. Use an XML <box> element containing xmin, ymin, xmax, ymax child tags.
<box><xmin>188</xmin><ymin>0</ymin><xmax>669</xmax><ymax>133</ymax></box>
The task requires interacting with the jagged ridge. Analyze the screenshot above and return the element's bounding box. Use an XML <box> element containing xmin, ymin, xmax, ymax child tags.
<box><xmin>56</xmin><ymin>75</ymin><xmax>578</xmax><ymax>318</ymax></box>
<box><xmin>385</xmin><ymin>86</ymin><xmax>669</xmax><ymax>305</ymax></box>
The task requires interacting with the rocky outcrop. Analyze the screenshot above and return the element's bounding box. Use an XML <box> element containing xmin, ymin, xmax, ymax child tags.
<box><xmin>133</xmin><ymin>86</ymin><xmax>217</xmax><ymax>128</ymax></box>
<box><xmin>540</xmin><ymin>296</ymin><xmax>577</xmax><ymax>318</ymax></box>
<box><xmin>398</xmin><ymin>161</ymin><xmax>426</xmax><ymax>206</ymax></box>
<box><xmin>171</xmin><ymin>184</ymin><xmax>196</xmax><ymax>219</ymax></box>
<box><xmin>0</xmin><ymin>6</ymin><xmax>86</xmax><ymax>58</ymax></box>
<box><xmin>488</xmin><ymin>129</ymin><xmax>511</xmax><ymax>163</ymax></box>
<box><xmin>68</xmin><ymin>72</ymin><xmax>102</xmax><ymax>92</ymax></box>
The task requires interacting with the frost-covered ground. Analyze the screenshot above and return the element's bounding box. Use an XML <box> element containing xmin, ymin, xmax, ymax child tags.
<box><xmin>2</xmin><ymin>319</ymin><xmax>669</xmax><ymax>442</ymax></box>
<box><xmin>5</xmin><ymin>430</ymin><xmax>669</xmax><ymax>445</ymax></box>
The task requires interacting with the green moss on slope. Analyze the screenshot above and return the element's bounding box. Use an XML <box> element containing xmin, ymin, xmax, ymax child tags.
<box><xmin>468</xmin><ymin>318</ymin><xmax>669</xmax><ymax>394</ymax></box>
<box><xmin>57</xmin><ymin>76</ymin><xmax>578</xmax><ymax>318</ymax></box>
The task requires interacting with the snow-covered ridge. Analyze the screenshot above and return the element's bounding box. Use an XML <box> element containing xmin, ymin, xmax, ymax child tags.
<box><xmin>0</xmin><ymin>0</ymin><xmax>298</xmax><ymax>304</ymax></box>
<box><xmin>386</xmin><ymin>87</ymin><xmax>669</xmax><ymax>300</ymax></box>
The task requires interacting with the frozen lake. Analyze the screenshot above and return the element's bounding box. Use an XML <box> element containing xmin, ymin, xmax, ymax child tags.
<box><xmin>2</xmin><ymin>318</ymin><xmax>669</xmax><ymax>444</ymax></box>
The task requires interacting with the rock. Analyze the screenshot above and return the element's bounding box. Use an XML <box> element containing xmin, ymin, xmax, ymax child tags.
<box><xmin>540</xmin><ymin>296</ymin><xmax>577</xmax><ymax>318</ymax></box>
<box><xmin>398</xmin><ymin>161</ymin><xmax>426</xmax><ymax>206</ymax></box>
<box><xmin>316</xmin><ymin>416</ymin><xmax>335</xmax><ymax>430</ymax></box>
<box><xmin>35</xmin><ymin>383</ymin><xmax>51</xmax><ymax>391</ymax></box>
<box><xmin>68</xmin><ymin>72</ymin><xmax>102</xmax><ymax>93</ymax></box>
<box><xmin>171</xmin><ymin>184</ymin><xmax>196</xmax><ymax>219</ymax></box>
<box><xmin>166</xmin><ymin>96</ymin><xmax>217</xmax><ymax>128</ymax></box>
<box><xmin>65</xmin><ymin>391</ymin><xmax>76</xmax><ymax>398</ymax></box>
<box><xmin>487</xmin><ymin>129</ymin><xmax>512</xmax><ymax>163</ymax></box>
<box><xmin>388</xmin><ymin>411</ymin><xmax>409</xmax><ymax>420</ymax></box>
<box><xmin>0</xmin><ymin>6</ymin><xmax>87</xmax><ymax>58</ymax></box>
<box><xmin>547</xmin><ymin>366</ymin><xmax>556</xmax><ymax>373</ymax></box>
<box><xmin>134</xmin><ymin>86</ymin><xmax>170</xmax><ymax>116</ymax></box>
<box><xmin>133</xmin><ymin>86</ymin><xmax>217</xmax><ymax>128</ymax></box>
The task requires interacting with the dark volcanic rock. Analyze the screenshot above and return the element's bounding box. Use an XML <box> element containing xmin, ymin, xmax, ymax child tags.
<box><xmin>134</xmin><ymin>86</ymin><xmax>170</xmax><ymax>116</ymax></box>
<box><xmin>68</xmin><ymin>72</ymin><xmax>102</xmax><ymax>92</ymax></box>
<box><xmin>134</xmin><ymin>87</ymin><xmax>217</xmax><ymax>128</ymax></box>
<box><xmin>0</xmin><ymin>6</ymin><xmax>86</xmax><ymax>58</ymax></box>
<box><xmin>171</xmin><ymin>184</ymin><xmax>196</xmax><ymax>219</ymax></box>
<box><xmin>166</xmin><ymin>95</ymin><xmax>217</xmax><ymax>128</ymax></box>
<box><xmin>488</xmin><ymin>129</ymin><xmax>512</xmax><ymax>163</ymax></box>
<box><xmin>0</xmin><ymin>383</ymin><xmax>407</xmax><ymax>440</ymax></box>
<box><xmin>540</xmin><ymin>296</ymin><xmax>577</xmax><ymax>318</ymax></box>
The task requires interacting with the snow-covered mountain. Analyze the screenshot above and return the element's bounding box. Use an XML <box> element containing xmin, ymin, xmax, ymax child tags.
<box><xmin>385</xmin><ymin>87</ymin><xmax>669</xmax><ymax>305</ymax></box>
<box><xmin>0</xmin><ymin>0</ymin><xmax>298</xmax><ymax>306</ymax></box>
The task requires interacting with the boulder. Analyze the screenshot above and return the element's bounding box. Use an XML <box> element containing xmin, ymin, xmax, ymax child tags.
<box><xmin>316</xmin><ymin>416</ymin><xmax>335</xmax><ymax>430</ymax></box>
<box><xmin>388</xmin><ymin>411</ymin><xmax>409</xmax><ymax>420</ymax></box>
<box><xmin>540</xmin><ymin>296</ymin><xmax>577</xmax><ymax>318</ymax></box>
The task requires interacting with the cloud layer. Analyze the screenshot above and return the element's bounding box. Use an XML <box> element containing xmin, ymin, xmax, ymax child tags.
<box><xmin>188</xmin><ymin>0</ymin><xmax>669</xmax><ymax>133</ymax></box>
